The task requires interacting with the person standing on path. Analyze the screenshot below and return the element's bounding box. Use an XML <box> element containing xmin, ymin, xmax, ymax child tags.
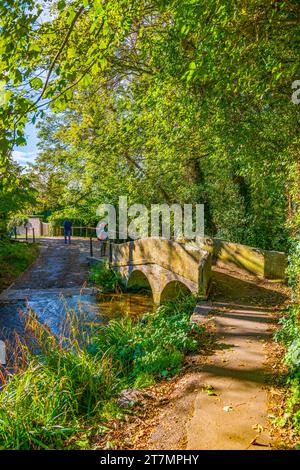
<box><xmin>97</xmin><ymin>223</ymin><xmax>109</xmax><ymax>257</ymax></box>
<box><xmin>63</xmin><ymin>218</ymin><xmax>72</xmax><ymax>244</ymax></box>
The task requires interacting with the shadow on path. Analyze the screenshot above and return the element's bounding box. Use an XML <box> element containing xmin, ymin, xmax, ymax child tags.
<box><xmin>148</xmin><ymin>265</ymin><xmax>289</xmax><ymax>450</ymax></box>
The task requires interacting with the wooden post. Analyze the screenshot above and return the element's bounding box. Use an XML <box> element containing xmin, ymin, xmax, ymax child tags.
<box><xmin>90</xmin><ymin>237</ymin><xmax>93</xmax><ymax>257</ymax></box>
<box><xmin>32</xmin><ymin>228</ymin><xmax>35</xmax><ymax>243</ymax></box>
<box><xmin>25</xmin><ymin>227</ymin><xmax>28</xmax><ymax>241</ymax></box>
<box><xmin>109</xmin><ymin>240</ymin><xmax>113</xmax><ymax>264</ymax></box>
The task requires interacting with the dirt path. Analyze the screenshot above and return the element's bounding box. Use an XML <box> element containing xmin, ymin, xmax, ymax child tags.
<box><xmin>138</xmin><ymin>266</ymin><xmax>289</xmax><ymax>450</ymax></box>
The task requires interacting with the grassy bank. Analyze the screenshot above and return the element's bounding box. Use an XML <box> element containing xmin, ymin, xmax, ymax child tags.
<box><xmin>275</xmin><ymin>240</ymin><xmax>300</xmax><ymax>437</ymax></box>
<box><xmin>0</xmin><ymin>241</ymin><xmax>39</xmax><ymax>292</ymax></box>
<box><xmin>0</xmin><ymin>294</ymin><xmax>204</xmax><ymax>449</ymax></box>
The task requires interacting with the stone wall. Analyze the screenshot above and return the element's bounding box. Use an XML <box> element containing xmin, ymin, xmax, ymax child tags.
<box><xmin>198</xmin><ymin>237</ymin><xmax>287</xmax><ymax>281</ymax></box>
<box><xmin>16</xmin><ymin>217</ymin><xmax>42</xmax><ymax>237</ymax></box>
<box><xmin>111</xmin><ymin>237</ymin><xmax>203</xmax><ymax>283</ymax></box>
<box><xmin>41</xmin><ymin>222</ymin><xmax>49</xmax><ymax>236</ymax></box>
<box><xmin>264</xmin><ymin>250</ymin><xmax>287</xmax><ymax>280</ymax></box>
<box><xmin>212</xmin><ymin>238</ymin><xmax>264</xmax><ymax>276</ymax></box>
<box><xmin>198</xmin><ymin>251</ymin><xmax>212</xmax><ymax>298</ymax></box>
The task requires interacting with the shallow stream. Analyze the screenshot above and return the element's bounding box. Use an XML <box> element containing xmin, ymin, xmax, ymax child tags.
<box><xmin>0</xmin><ymin>290</ymin><xmax>153</xmax><ymax>343</ymax></box>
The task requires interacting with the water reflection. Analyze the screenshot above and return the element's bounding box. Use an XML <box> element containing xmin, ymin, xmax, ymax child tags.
<box><xmin>25</xmin><ymin>292</ymin><xmax>153</xmax><ymax>335</ymax></box>
<box><xmin>96</xmin><ymin>292</ymin><xmax>154</xmax><ymax>320</ymax></box>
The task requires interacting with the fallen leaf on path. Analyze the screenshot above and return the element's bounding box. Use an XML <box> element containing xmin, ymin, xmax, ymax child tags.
<box><xmin>207</xmin><ymin>390</ymin><xmax>218</xmax><ymax>396</ymax></box>
<box><xmin>202</xmin><ymin>384</ymin><xmax>218</xmax><ymax>396</ymax></box>
<box><xmin>223</xmin><ymin>406</ymin><xmax>233</xmax><ymax>412</ymax></box>
<box><xmin>252</xmin><ymin>424</ymin><xmax>264</xmax><ymax>433</ymax></box>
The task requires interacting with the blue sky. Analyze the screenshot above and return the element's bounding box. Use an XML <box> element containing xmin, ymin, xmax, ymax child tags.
<box><xmin>12</xmin><ymin>123</ymin><xmax>39</xmax><ymax>167</ymax></box>
<box><xmin>11</xmin><ymin>2</ymin><xmax>53</xmax><ymax>168</ymax></box>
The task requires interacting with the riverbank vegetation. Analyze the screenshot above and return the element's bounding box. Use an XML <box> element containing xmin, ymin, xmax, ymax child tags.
<box><xmin>275</xmin><ymin>241</ymin><xmax>300</xmax><ymax>436</ymax></box>
<box><xmin>89</xmin><ymin>261</ymin><xmax>126</xmax><ymax>294</ymax></box>
<box><xmin>0</xmin><ymin>295</ymin><xmax>203</xmax><ymax>449</ymax></box>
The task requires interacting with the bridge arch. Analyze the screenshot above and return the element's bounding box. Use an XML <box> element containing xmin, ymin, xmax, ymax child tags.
<box><xmin>127</xmin><ymin>268</ymin><xmax>155</xmax><ymax>298</ymax></box>
<box><xmin>127</xmin><ymin>268</ymin><xmax>152</xmax><ymax>291</ymax></box>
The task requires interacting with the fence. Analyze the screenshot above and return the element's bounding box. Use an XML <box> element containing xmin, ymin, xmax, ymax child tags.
<box><xmin>11</xmin><ymin>225</ymin><xmax>116</xmax><ymax>262</ymax></box>
<box><xmin>51</xmin><ymin>226</ymin><xmax>97</xmax><ymax>238</ymax></box>
<box><xmin>12</xmin><ymin>226</ymin><xmax>36</xmax><ymax>242</ymax></box>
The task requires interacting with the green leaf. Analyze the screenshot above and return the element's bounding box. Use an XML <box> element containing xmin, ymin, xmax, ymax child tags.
<box><xmin>82</xmin><ymin>74</ymin><xmax>92</xmax><ymax>87</ymax></box>
<box><xmin>29</xmin><ymin>77</ymin><xmax>43</xmax><ymax>90</ymax></box>
<box><xmin>57</xmin><ymin>0</ymin><xmax>66</xmax><ymax>11</ymax></box>
<box><xmin>14</xmin><ymin>69</ymin><xmax>22</xmax><ymax>84</ymax></box>
<box><xmin>15</xmin><ymin>136</ymin><xmax>27</xmax><ymax>146</ymax></box>
<box><xmin>0</xmin><ymin>90</ymin><xmax>12</xmax><ymax>106</ymax></box>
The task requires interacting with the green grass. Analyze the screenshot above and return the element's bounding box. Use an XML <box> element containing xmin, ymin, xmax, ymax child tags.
<box><xmin>0</xmin><ymin>240</ymin><xmax>38</xmax><ymax>292</ymax></box>
<box><xmin>0</xmin><ymin>295</ymin><xmax>204</xmax><ymax>449</ymax></box>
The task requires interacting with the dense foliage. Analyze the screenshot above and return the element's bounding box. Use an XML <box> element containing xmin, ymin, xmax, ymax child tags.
<box><xmin>0</xmin><ymin>160</ymin><xmax>36</xmax><ymax>238</ymax></box>
<box><xmin>276</xmin><ymin>240</ymin><xmax>300</xmax><ymax>435</ymax></box>
<box><xmin>0</xmin><ymin>1</ymin><xmax>298</xmax><ymax>250</ymax></box>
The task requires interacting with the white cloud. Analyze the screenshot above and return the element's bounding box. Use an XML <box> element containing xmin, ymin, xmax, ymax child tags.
<box><xmin>12</xmin><ymin>150</ymin><xmax>36</xmax><ymax>166</ymax></box>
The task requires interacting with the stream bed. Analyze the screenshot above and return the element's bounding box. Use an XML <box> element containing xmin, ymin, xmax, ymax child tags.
<box><xmin>0</xmin><ymin>290</ymin><xmax>153</xmax><ymax>348</ymax></box>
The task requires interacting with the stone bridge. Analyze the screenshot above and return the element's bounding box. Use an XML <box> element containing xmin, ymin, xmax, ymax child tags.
<box><xmin>110</xmin><ymin>237</ymin><xmax>212</xmax><ymax>304</ymax></box>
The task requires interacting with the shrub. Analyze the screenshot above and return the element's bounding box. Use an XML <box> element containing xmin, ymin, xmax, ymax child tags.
<box><xmin>89</xmin><ymin>261</ymin><xmax>126</xmax><ymax>293</ymax></box>
<box><xmin>91</xmin><ymin>295</ymin><xmax>204</xmax><ymax>384</ymax></box>
<box><xmin>0</xmin><ymin>241</ymin><xmax>38</xmax><ymax>291</ymax></box>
